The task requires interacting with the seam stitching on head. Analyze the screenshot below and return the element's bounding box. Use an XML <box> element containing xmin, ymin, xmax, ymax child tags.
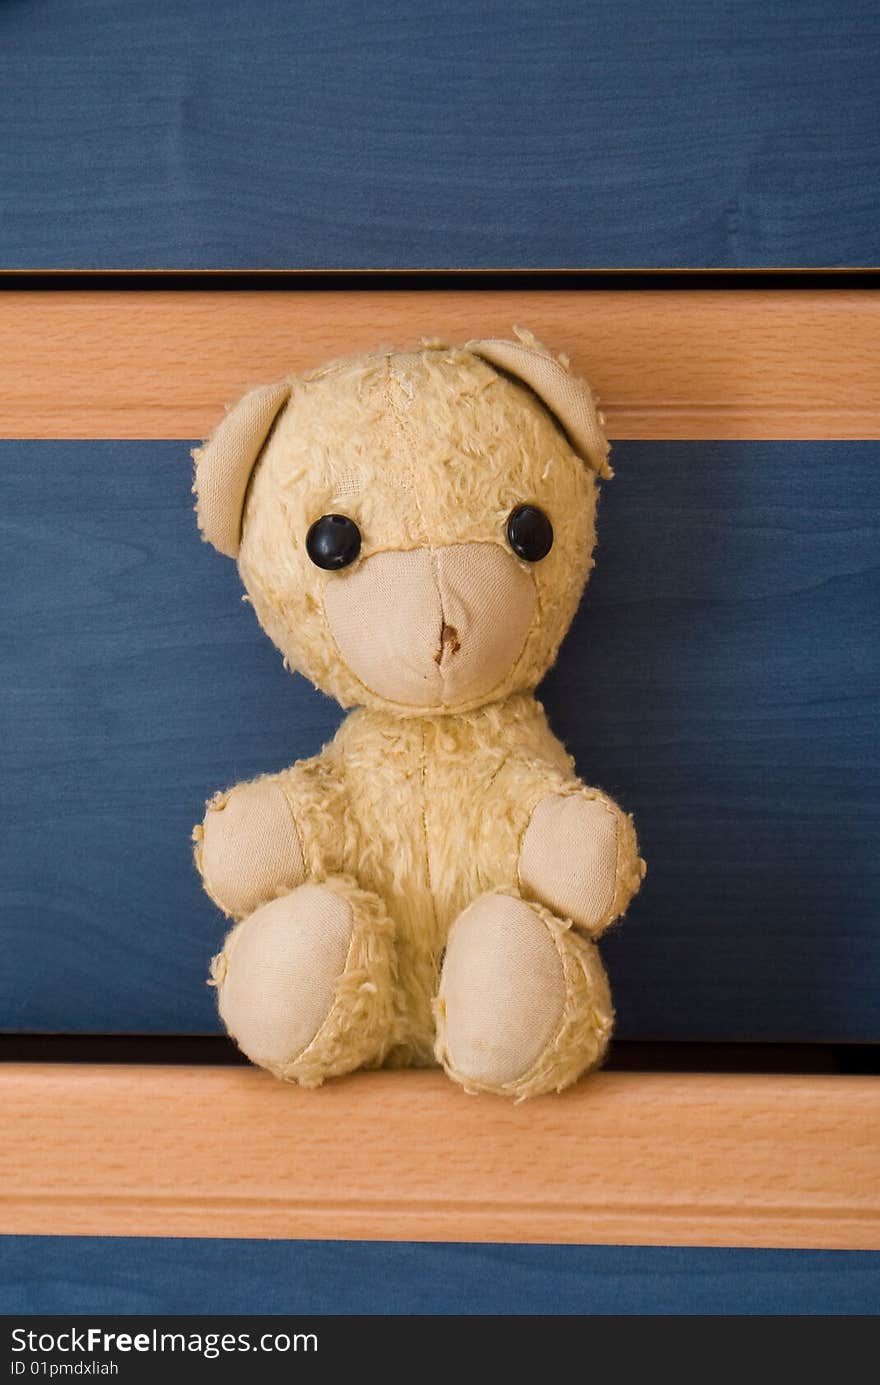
<box><xmin>382</xmin><ymin>356</ymin><xmax>430</xmax><ymax>549</ymax></box>
<box><xmin>382</xmin><ymin>356</ymin><xmax>448</xmax><ymax>660</ymax></box>
<box><xmin>417</xmin><ymin>722</ymin><xmax>441</xmax><ymax>961</ymax></box>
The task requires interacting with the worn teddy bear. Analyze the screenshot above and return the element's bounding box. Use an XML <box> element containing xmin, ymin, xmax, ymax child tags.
<box><xmin>191</xmin><ymin>330</ymin><xmax>644</xmax><ymax>1099</ymax></box>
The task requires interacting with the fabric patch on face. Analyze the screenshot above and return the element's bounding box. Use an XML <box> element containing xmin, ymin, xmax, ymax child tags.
<box><xmin>322</xmin><ymin>542</ymin><xmax>535</xmax><ymax>708</ymax></box>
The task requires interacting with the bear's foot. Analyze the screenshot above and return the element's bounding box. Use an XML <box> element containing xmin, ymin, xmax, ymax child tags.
<box><xmin>210</xmin><ymin>877</ymin><xmax>399</xmax><ymax>1086</ymax></box>
<box><xmin>433</xmin><ymin>890</ymin><xmax>613</xmax><ymax>1100</ymax></box>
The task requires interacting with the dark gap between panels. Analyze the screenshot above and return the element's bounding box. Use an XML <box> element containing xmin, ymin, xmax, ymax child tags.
<box><xmin>0</xmin><ymin>269</ymin><xmax>879</xmax><ymax>292</ymax></box>
<box><xmin>0</xmin><ymin>1034</ymin><xmax>877</xmax><ymax>1074</ymax></box>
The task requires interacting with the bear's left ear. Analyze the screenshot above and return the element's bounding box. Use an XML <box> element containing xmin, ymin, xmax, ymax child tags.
<box><xmin>467</xmin><ymin>329</ymin><xmax>612</xmax><ymax>478</ymax></box>
<box><xmin>192</xmin><ymin>380</ymin><xmax>292</xmax><ymax>558</ymax></box>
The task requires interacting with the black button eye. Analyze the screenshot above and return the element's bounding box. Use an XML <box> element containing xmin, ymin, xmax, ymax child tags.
<box><xmin>305</xmin><ymin>514</ymin><xmax>362</xmax><ymax>570</ymax></box>
<box><xmin>506</xmin><ymin>504</ymin><xmax>553</xmax><ymax>562</ymax></box>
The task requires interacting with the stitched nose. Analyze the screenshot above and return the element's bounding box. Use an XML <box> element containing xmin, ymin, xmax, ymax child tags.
<box><xmin>435</xmin><ymin>621</ymin><xmax>461</xmax><ymax>665</ymax></box>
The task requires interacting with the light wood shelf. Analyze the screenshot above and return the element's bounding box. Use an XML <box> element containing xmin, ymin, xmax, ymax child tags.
<box><xmin>2</xmin><ymin>1064</ymin><xmax>877</xmax><ymax>1248</ymax></box>
<box><xmin>1</xmin><ymin>288</ymin><xmax>877</xmax><ymax>439</ymax></box>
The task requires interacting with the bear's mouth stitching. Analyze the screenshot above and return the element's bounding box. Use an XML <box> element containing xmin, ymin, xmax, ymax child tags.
<box><xmin>434</xmin><ymin>621</ymin><xmax>461</xmax><ymax>665</ymax></box>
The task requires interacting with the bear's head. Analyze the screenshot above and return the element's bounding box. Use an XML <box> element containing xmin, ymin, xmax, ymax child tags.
<box><xmin>193</xmin><ymin>329</ymin><xmax>610</xmax><ymax>717</ymax></box>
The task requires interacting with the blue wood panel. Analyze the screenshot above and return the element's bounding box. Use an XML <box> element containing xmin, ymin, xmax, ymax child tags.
<box><xmin>0</xmin><ymin>0</ymin><xmax>878</xmax><ymax>269</ymax></box>
<box><xmin>1</xmin><ymin>1237</ymin><xmax>878</xmax><ymax>1314</ymax></box>
<box><xmin>1</xmin><ymin>441</ymin><xmax>877</xmax><ymax>1040</ymax></box>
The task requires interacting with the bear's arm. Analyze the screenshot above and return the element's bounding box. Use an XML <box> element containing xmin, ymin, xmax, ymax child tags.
<box><xmin>480</xmin><ymin>702</ymin><xmax>645</xmax><ymax>939</ymax></box>
<box><xmin>192</xmin><ymin>772</ymin><xmax>306</xmax><ymax>921</ymax></box>
<box><xmin>517</xmin><ymin>784</ymin><xmax>645</xmax><ymax>939</ymax></box>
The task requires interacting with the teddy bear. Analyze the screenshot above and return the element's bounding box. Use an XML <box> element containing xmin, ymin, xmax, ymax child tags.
<box><xmin>191</xmin><ymin>329</ymin><xmax>645</xmax><ymax>1100</ymax></box>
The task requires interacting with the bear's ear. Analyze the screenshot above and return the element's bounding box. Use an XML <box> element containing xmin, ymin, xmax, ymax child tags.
<box><xmin>192</xmin><ymin>380</ymin><xmax>292</xmax><ymax>558</ymax></box>
<box><xmin>467</xmin><ymin>329</ymin><xmax>612</xmax><ymax>478</ymax></box>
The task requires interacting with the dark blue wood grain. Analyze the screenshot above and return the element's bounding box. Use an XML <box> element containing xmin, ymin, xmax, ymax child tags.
<box><xmin>2</xmin><ymin>1236</ymin><xmax>878</xmax><ymax>1314</ymax></box>
<box><xmin>0</xmin><ymin>0</ymin><xmax>878</xmax><ymax>268</ymax></box>
<box><xmin>1</xmin><ymin>441</ymin><xmax>877</xmax><ymax>1040</ymax></box>
<box><xmin>548</xmin><ymin>448</ymin><xmax>880</xmax><ymax>1041</ymax></box>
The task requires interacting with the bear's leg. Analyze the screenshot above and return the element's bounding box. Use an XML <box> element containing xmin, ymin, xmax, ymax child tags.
<box><xmin>210</xmin><ymin>876</ymin><xmax>399</xmax><ymax>1087</ymax></box>
<box><xmin>433</xmin><ymin>890</ymin><xmax>613</xmax><ymax>1100</ymax></box>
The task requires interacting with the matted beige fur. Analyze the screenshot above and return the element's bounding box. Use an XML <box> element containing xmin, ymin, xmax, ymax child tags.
<box><xmin>192</xmin><ymin>331</ymin><xmax>645</xmax><ymax>1099</ymax></box>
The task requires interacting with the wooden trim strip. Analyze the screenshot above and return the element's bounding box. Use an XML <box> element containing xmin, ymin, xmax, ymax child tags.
<box><xmin>2</xmin><ymin>1065</ymin><xmax>877</xmax><ymax>1248</ymax></box>
<box><xmin>2</xmin><ymin>289</ymin><xmax>877</xmax><ymax>440</ymax></box>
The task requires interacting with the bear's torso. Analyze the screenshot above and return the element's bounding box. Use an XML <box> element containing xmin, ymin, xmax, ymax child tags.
<box><xmin>282</xmin><ymin>692</ymin><xmax>575</xmax><ymax>1060</ymax></box>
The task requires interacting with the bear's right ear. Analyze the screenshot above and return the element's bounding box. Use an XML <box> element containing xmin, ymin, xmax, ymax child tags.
<box><xmin>192</xmin><ymin>380</ymin><xmax>291</xmax><ymax>558</ymax></box>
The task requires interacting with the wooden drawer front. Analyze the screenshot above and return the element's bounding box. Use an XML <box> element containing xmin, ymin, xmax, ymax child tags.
<box><xmin>1</xmin><ymin>5</ymin><xmax>878</xmax><ymax>268</ymax></box>
<box><xmin>1</xmin><ymin>290</ymin><xmax>877</xmax><ymax>1040</ymax></box>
